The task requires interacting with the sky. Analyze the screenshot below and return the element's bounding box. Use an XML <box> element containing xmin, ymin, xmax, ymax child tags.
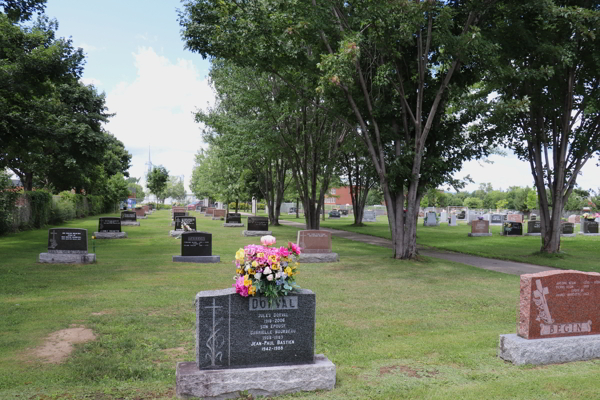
<box><xmin>35</xmin><ymin>1</ymin><xmax>600</xmax><ymax>195</ymax></box>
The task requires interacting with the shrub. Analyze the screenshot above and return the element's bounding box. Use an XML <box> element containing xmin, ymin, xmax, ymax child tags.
<box><xmin>24</xmin><ymin>190</ymin><xmax>52</xmax><ymax>229</ymax></box>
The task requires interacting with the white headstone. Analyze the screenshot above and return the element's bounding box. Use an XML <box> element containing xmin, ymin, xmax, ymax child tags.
<box><xmin>252</xmin><ymin>198</ymin><xmax>257</xmax><ymax>214</ymax></box>
<box><xmin>440</xmin><ymin>212</ymin><xmax>447</xmax><ymax>222</ymax></box>
<box><xmin>450</xmin><ymin>215</ymin><xmax>457</xmax><ymax>226</ymax></box>
<box><xmin>424</xmin><ymin>212</ymin><xmax>438</xmax><ymax>226</ymax></box>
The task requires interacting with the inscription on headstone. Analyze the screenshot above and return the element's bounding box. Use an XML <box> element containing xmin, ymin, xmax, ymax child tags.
<box><xmin>176</xmin><ymin>217</ymin><xmax>197</xmax><ymax>231</ymax></box>
<box><xmin>181</xmin><ymin>232</ymin><xmax>212</xmax><ymax>257</ymax></box>
<box><xmin>503</xmin><ymin>221</ymin><xmax>523</xmax><ymax>236</ymax></box>
<box><xmin>491</xmin><ymin>214</ymin><xmax>504</xmax><ymax>224</ymax></box>
<box><xmin>470</xmin><ymin>220</ymin><xmax>489</xmax><ymax>234</ymax></box>
<box><xmin>98</xmin><ymin>218</ymin><xmax>121</xmax><ymax>233</ymax></box>
<box><xmin>47</xmin><ymin>228</ymin><xmax>88</xmax><ymax>254</ymax></box>
<box><xmin>583</xmin><ymin>220</ymin><xmax>599</xmax><ymax>234</ymax></box>
<box><xmin>196</xmin><ymin>288</ymin><xmax>315</xmax><ymax>369</ymax></box>
<box><xmin>297</xmin><ymin>230</ymin><xmax>332</xmax><ymax>254</ymax></box>
<box><xmin>518</xmin><ymin>270</ymin><xmax>600</xmax><ymax>339</ymax></box>
<box><xmin>121</xmin><ymin>211</ymin><xmax>137</xmax><ymax>221</ymax></box>
<box><xmin>226</xmin><ymin>213</ymin><xmax>242</xmax><ymax>223</ymax></box>
<box><xmin>562</xmin><ymin>222</ymin><xmax>575</xmax><ymax>234</ymax></box>
<box><xmin>507</xmin><ymin>214</ymin><xmax>523</xmax><ymax>223</ymax></box>
<box><xmin>527</xmin><ymin>220</ymin><xmax>542</xmax><ymax>234</ymax></box>
<box><xmin>247</xmin><ymin>216</ymin><xmax>269</xmax><ymax>231</ymax></box>
<box><xmin>363</xmin><ymin>211</ymin><xmax>376</xmax><ymax>222</ymax></box>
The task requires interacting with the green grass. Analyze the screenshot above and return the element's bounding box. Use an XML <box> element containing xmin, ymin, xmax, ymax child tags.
<box><xmin>1</xmin><ymin>210</ymin><xmax>599</xmax><ymax>399</ymax></box>
<box><xmin>296</xmin><ymin>214</ymin><xmax>600</xmax><ymax>273</ymax></box>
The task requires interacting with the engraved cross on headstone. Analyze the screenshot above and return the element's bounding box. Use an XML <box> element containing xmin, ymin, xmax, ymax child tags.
<box><xmin>204</xmin><ymin>298</ymin><xmax>224</xmax><ymax>367</ymax></box>
<box><xmin>533</xmin><ymin>279</ymin><xmax>554</xmax><ymax>324</ymax></box>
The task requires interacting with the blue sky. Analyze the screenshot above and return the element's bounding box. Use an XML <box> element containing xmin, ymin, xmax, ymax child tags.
<box><xmin>37</xmin><ymin>1</ymin><xmax>600</xmax><ymax>196</ymax></box>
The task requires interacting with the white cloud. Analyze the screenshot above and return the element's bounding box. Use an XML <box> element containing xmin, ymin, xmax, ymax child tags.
<box><xmin>451</xmin><ymin>152</ymin><xmax>600</xmax><ymax>193</ymax></box>
<box><xmin>77</xmin><ymin>42</ymin><xmax>103</xmax><ymax>52</ymax></box>
<box><xmin>104</xmin><ymin>47</ymin><xmax>215</xmax><ymax>193</ymax></box>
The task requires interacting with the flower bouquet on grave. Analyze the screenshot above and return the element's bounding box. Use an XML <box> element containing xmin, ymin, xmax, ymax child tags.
<box><xmin>233</xmin><ymin>235</ymin><xmax>301</xmax><ymax>306</ymax></box>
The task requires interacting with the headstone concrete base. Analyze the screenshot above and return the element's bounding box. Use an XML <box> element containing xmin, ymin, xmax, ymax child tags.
<box><xmin>300</xmin><ymin>253</ymin><xmax>339</xmax><ymax>263</ymax></box>
<box><xmin>176</xmin><ymin>354</ymin><xmax>336</xmax><ymax>399</ymax></box>
<box><xmin>212</xmin><ymin>217</ymin><xmax>224</xmax><ymax>220</ymax></box>
<box><xmin>525</xmin><ymin>233</ymin><xmax>541</xmax><ymax>236</ymax></box>
<box><xmin>137</xmin><ymin>216</ymin><xmax>147</xmax><ymax>219</ymax></box>
<box><xmin>561</xmin><ymin>233</ymin><xmax>576</xmax><ymax>237</ymax></box>
<box><xmin>223</xmin><ymin>223</ymin><xmax>244</xmax><ymax>227</ymax></box>
<box><xmin>93</xmin><ymin>232</ymin><xmax>127</xmax><ymax>239</ymax></box>
<box><xmin>204</xmin><ymin>214</ymin><xmax>213</xmax><ymax>217</ymax></box>
<box><xmin>467</xmin><ymin>233</ymin><xmax>492</xmax><ymax>237</ymax></box>
<box><xmin>121</xmin><ymin>221</ymin><xmax>140</xmax><ymax>226</ymax></box>
<box><xmin>172</xmin><ymin>255</ymin><xmax>220</xmax><ymax>263</ymax></box>
<box><xmin>242</xmin><ymin>230</ymin><xmax>272</xmax><ymax>237</ymax></box>
<box><xmin>578</xmin><ymin>233</ymin><xmax>600</xmax><ymax>236</ymax></box>
<box><xmin>39</xmin><ymin>253</ymin><xmax>96</xmax><ymax>264</ymax></box>
<box><xmin>498</xmin><ymin>333</ymin><xmax>600</xmax><ymax>366</ymax></box>
<box><xmin>170</xmin><ymin>230</ymin><xmax>195</xmax><ymax>237</ymax></box>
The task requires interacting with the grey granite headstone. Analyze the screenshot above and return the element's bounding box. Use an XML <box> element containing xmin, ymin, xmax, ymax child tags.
<box><xmin>424</xmin><ymin>212</ymin><xmax>438</xmax><ymax>226</ymax></box>
<box><xmin>297</xmin><ymin>230</ymin><xmax>338</xmax><ymax>263</ymax></box>
<box><xmin>363</xmin><ymin>211</ymin><xmax>376</xmax><ymax>222</ymax></box>
<box><xmin>490</xmin><ymin>214</ymin><xmax>504</xmax><ymax>224</ymax></box>
<box><xmin>449</xmin><ymin>215</ymin><xmax>457</xmax><ymax>226</ymax></box>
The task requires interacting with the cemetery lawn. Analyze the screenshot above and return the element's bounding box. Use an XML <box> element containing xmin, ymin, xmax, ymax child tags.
<box><xmin>0</xmin><ymin>211</ymin><xmax>598</xmax><ymax>400</ymax></box>
<box><xmin>300</xmin><ymin>215</ymin><xmax>600</xmax><ymax>273</ymax></box>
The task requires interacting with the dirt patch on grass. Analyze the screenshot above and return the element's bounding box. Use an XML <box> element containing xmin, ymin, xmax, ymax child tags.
<box><xmin>31</xmin><ymin>325</ymin><xmax>96</xmax><ymax>364</ymax></box>
<box><xmin>90</xmin><ymin>310</ymin><xmax>113</xmax><ymax>316</ymax></box>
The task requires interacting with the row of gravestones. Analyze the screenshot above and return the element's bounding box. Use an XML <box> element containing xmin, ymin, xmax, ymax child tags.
<box><xmin>468</xmin><ymin>219</ymin><xmax>599</xmax><ymax>237</ymax></box>
<box><xmin>38</xmin><ymin>206</ymin><xmax>155</xmax><ymax>263</ymax></box>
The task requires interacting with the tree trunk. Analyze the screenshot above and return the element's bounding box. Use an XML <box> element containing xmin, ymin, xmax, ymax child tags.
<box><xmin>295</xmin><ymin>198</ymin><xmax>299</xmax><ymax>219</ymax></box>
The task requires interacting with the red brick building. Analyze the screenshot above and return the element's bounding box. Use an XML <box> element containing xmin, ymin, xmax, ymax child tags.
<box><xmin>324</xmin><ymin>186</ymin><xmax>353</xmax><ymax>206</ymax></box>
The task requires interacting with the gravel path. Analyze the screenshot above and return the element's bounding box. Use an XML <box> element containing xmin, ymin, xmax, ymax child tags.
<box><xmin>275</xmin><ymin>219</ymin><xmax>557</xmax><ymax>276</ymax></box>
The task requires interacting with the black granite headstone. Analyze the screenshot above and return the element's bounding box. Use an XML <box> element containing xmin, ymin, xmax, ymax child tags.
<box><xmin>121</xmin><ymin>211</ymin><xmax>137</xmax><ymax>221</ymax></box>
<box><xmin>527</xmin><ymin>220</ymin><xmax>541</xmax><ymax>234</ymax></box>
<box><xmin>503</xmin><ymin>222</ymin><xmax>523</xmax><ymax>236</ymax></box>
<box><xmin>562</xmin><ymin>222</ymin><xmax>574</xmax><ymax>234</ymax></box>
<box><xmin>175</xmin><ymin>216</ymin><xmax>197</xmax><ymax>231</ymax></box>
<box><xmin>196</xmin><ymin>205</ymin><xmax>202</xmax><ymax>211</ymax></box>
<box><xmin>584</xmin><ymin>221</ymin><xmax>599</xmax><ymax>233</ymax></box>
<box><xmin>196</xmin><ymin>288</ymin><xmax>315</xmax><ymax>370</ymax></box>
<box><xmin>181</xmin><ymin>232</ymin><xmax>212</xmax><ymax>256</ymax></box>
<box><xmin>247</xmin><ymin>216</ymin><xmax>269</xmax><ymax>231</ymax></box>
<box><xmin>200</xmin><ymin>206</ymin><xmax>207</xmax><ymax>213</ymax></box>
<box><xmin>173</xmin><ymin>211</ymin><xmax>187</xmax><ymax>220</ymax></box>
<box><xmin>47</xmin><ymin>228</ymin><xmax>88</xmax><ymax>254</ymax></box>
<box><xmin>98</xmin><ymin>217</ymin><xmax>121</xmax><ymax>233</ymax></box>
<box><xmin>226</xmin><ymin>213</ymin><xmax>242</xmax><ymax>223</ymax></box>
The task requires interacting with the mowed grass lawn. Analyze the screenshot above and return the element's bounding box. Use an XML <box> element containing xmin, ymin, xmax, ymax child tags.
<box><xmin>302</xmin><ymin>214</ymin><xmax>600</xmax><ymax>273</ymax></box>
<box><xmin>0</xmin><ymin>210</ymin><xmax>598</xmax><ymax>399</ymax></box>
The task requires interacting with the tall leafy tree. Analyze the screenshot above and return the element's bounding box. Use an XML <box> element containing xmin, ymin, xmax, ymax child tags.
<box><xmin>0</xmin><ymin>0</ymin><xmax>46</xmax><ymax>22</ymax></box>
<box><xmin>180</xmin><ymin>0</ymin><xmax>500</xmax><ymax>258</ymax></box>
<box><xmin>146</xmin><ymin>165</ymin><xmax>169</xmax><ymax>208</ymax></box>
<box><xmin>165</xmin><ymin>176</ymin><xmax>186</xmax><ymax>204</ymax></box>
<box><xmin>482</xmin><ymin>0</ymin><xmax>600</xmax><ymax>253</ymax></box>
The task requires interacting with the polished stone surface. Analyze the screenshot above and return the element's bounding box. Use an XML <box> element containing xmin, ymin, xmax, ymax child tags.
<box><xmin>518</xmin><ymin>270</ymin><xmax>600</xmax><ymax>339</ymax></box>
<box><xmin>195</xmin><ymin>288</ymin><xmax>315</xmax><ymax>370</ymax></box>
<box><xmin>297</xmin><ymin>230</ymin><xmax>332</xmax><ymax>253</ymax></box>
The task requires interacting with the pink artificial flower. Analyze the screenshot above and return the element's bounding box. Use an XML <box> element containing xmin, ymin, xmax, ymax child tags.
<box><xmin>233</xmin><ymin>276</ymin><xmax>249</xmax><ymax>297</ymax></box>
<box><xmin>289</xmin><ymin>242</ymin><xmax>302</xmax><ymax>255</ymax></box>
<box><xmin>278</xmin><ymin>246</ymin><xmax>290</xmax><ymax>257</ymax></box>
<box><xmin>260</xmin><ymin>235</ymin><xmax>276</xmax><ymax>246</ymax></box>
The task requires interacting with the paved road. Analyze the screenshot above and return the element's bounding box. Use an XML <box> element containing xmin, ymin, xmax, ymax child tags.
<box><xmin>275</xmin><ymin>218</ymin><xmax>557</xmax><ymax>276</ymax></box>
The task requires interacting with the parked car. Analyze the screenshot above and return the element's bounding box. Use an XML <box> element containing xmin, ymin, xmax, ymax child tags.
<box><xmin>328</xmin><ymin>210</ymin><xmax>341</xmax><ymax>218</ymax></box>
<box><xmin>340</xmin><ymin>209</ymin><xmax>349</xmax><ymax>215</ymax></box>
<box><xmin>288</xmin><ymin>207</ymin><xmax>297</xmax><ymax>214</ymax></box>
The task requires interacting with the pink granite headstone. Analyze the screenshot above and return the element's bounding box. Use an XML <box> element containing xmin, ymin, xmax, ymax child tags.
<box><xmin>471</xmin><ymin>220</ymin><xmax>489</xmax><ymax>234</ymax></box>
<box><xmin>568</xmin><ymin>215</ymin><xmax>581</xmax><ymax>224</ymax></box>
<box><xmin>518</xmin><ymin>270</ymin><xmax>600</xmax><ymax>339</ymax></box>
<box><xmin>507</xmin><ymin>214</ymin><xmax>522</xmax><ymax>223</ymax></box>
<box><xmin>213</xmin><ymin>209</ymin><xmax>226</xmax><ymax>218</ymax></box>
<box><xmin>135</xmin><ymin>207</ymin><xmax>145</xmax><ymax>217</ymax></box>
